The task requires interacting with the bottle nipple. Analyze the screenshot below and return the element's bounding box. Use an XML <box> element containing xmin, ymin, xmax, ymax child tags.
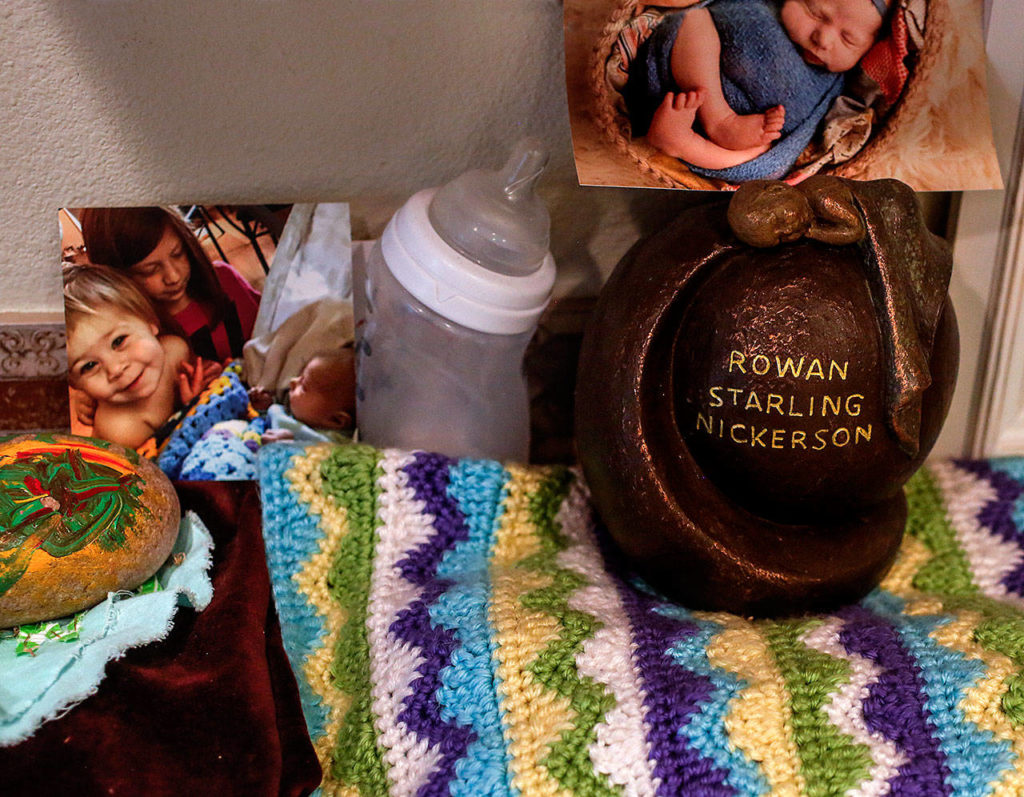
<box><xmin>428</xmin><ymin>138</ymin><xmax>551</xmax><ymax>277</ymax></box>
<box><xmin>502</xmin><ymin>141</ymin><xmax>548</xmax><ymax>204</ymax></box>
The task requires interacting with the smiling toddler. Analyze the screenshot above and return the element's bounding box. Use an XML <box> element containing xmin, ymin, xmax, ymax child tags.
<box><xmin>64</xmin><ymin>265</ymin><xmax>211</xmax><ymax>449</ymax></box>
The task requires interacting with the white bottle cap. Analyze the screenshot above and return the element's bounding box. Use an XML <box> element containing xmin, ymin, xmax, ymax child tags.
<box><xmin>381</xmin><ymin>187</ymin><xmax>556</xmax><ymax>335</ymax></box>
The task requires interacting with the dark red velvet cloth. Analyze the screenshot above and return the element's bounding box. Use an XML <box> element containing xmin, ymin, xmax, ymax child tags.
<box><xmin>0</xmin><ymin>481</ymin><xmax>322</xmax><ymax>797</ymax></box>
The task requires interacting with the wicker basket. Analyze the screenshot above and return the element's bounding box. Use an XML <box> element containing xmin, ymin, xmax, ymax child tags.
<box><xmin>833</xmin><ymin>0</ymin><xmax>946</xmax><ymax>180</ymax></box>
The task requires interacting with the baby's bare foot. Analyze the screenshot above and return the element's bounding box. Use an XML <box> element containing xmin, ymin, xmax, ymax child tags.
<box><xmin>647</xmin><ymin>90</ymin><xmax>707</xmax><ymax>154</ymax></box>
<box><xmin>703</xmin><ymin>105</ymin><xmax>786</xmax><ymax>150</ymax></box>
<box><xmin>664</xmin><ymin>89</ymin><xmax>706</xmax><ymax>122</ymax></box>
<box><xmin>763</xmin><ymin>105</ymin><xmax>785</xmax><ymax>140</ymax></box>
<box><xmin>647</xmin><ymin>90</ymin><xmax>771</xmax><ymax>169</ymax></box>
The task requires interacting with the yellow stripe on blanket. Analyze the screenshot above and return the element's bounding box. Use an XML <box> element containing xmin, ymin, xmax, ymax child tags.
<box><xmin>490</xmin><ymin>465</ymin><xmax>575</xmax><ymax>797</ymax></box>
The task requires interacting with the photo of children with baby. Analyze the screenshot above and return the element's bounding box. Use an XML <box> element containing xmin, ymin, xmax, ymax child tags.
<box><xmin>564</xmin><ymin>0</ymin><xmax>1001</xmax><ymax>190</ymax></box>
<box><xmin>60</xmin><ymin>203</ymin><xmax>357</xmax><ymax>480</ymax></box>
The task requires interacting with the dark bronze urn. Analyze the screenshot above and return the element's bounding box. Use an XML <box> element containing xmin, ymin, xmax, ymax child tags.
<box><xmin>575</xmin><ymin>177</ymin><xmax>958</xmax><ymax>616</ymax></box>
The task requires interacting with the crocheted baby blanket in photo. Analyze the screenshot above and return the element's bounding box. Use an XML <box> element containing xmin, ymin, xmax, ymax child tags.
<box><xmin>259</xmin><ymin>443</ymin><xmax>1024</xmax><ymax>797</ymax></box>
<box><xmin>137</xmin><ymin>361</ymin><xmax>263</xmax><ymax>480</ymax></box>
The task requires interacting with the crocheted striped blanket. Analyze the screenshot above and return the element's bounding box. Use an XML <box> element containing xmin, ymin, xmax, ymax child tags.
<box><xmin>258</xmin><ymin>444</ymin><xmax>1024</xmax><ymax>797</ymax></box>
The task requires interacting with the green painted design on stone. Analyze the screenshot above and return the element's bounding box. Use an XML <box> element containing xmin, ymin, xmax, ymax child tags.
<box><xmin>0</xmin><ymin>445</ymin><xmax>146</xmax><ymax>597</ymax></box>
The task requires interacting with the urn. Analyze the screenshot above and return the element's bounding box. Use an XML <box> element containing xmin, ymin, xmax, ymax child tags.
<box><xmin>575</xmin><ymin>177</ymin><xmax>958</xmax><ymax>615</ymax></box>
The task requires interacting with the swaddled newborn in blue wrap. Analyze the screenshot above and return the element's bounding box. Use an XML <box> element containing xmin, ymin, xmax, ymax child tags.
<box><xmin>623</xmin><ymin>0</ymin><xmax>889</xmax><ymax>182</ymax></box>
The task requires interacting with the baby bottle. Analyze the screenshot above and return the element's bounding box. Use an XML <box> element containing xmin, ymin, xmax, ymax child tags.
<box><xmin>353</xmin><ymin>138</ymin><xmax>556</xmax><ymax>461</ymax></box>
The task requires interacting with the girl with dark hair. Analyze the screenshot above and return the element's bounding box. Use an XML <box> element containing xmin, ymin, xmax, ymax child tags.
<box><xmin>79</xmin><ymin>206</ymin><xmax>261</xmax><ymax>363</ymax></box>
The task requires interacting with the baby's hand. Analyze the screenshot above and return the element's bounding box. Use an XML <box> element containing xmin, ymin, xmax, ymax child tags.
<box><xmin>248</xmin><ymin>386</ymin><xmax>275</xmax><ymax>412</ymax></box>
<box><xmin>261</xmin><ymin>428</ymin><xmax>294</xmax><ymax>443</ymax></box>
<box><xmin>72</xmin><ymin>390</ymin><xmax>97</xmax><ymax>429</ymax></box>
<box><xmin>177</xmin><ymin>356</ymin><xmax>223</xmax><ymax>405</ymax></box>
<box><xmin>198</xmin><ymin>357</ymin><xmax>223</xmax><ymax>384</ymax></box>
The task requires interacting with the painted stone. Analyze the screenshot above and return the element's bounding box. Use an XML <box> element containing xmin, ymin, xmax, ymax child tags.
<box><xmin>0</xmin><ymin>433</ymin><xmax>180</xmax><ymax>628</ymax></box>
<box><xmin>575</xmin><ymin>177</ymin><xmax>958</xmax><ymax>616</ymax></box>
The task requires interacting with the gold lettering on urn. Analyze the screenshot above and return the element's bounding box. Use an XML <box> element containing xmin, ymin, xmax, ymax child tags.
<box><xmin>694</xmin><ymin>419</ymin><xmax>873</xmax><ymax>451</ymax></box>
<box><xmin>695</xmin><ymin>352</ymin><xmax>870</xmax><ymax>452</ymax></box>
<box><xmin>806</xmin><ymin>359</ymin><xmax>825</xmax><ymax>380</ymax></box>
<box><xmin>728</xmin><ymin>350</ymin><xmax>849</xmax><ymax>381</ymax></box>
<box><xmin>775</xmin><ymin>356</ymin><xmax>804</xmax><ymax>378</ymax></box>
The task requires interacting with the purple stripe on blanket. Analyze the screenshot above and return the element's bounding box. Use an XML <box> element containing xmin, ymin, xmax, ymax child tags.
<box><xmin>838</xmin><ymin>606</ymin><xmax>952</xmax><ymax>797</ymax></box>
<box><xmin>954</xmin><ymin>459</ymin><xmax>1024</xmax><ymax>543</ymax></box>
<box><xmin>618</xmin><ymin>582</ymin><xmax>735</xmax><ymax>796</ymax></box>
<box><xmin>389</xmin><ymin>452</ymin><xmax>477</xmax><ymax>797</ymax></box>
<box><xmin>954</xmin><ymin>459</ymin><xmax>1024</xmax><ymax>596</ymax></box>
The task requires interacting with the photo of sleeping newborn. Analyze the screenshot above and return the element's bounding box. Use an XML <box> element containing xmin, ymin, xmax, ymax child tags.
<box><xmin>59</xmin><ymin>203</ymin><xmax>356</xmax><ymax>481</ymax></box>
<box><xmin>564</xmin><ymin>0</ymin><xmax>1001</xmax><ymax>190</ymax></box>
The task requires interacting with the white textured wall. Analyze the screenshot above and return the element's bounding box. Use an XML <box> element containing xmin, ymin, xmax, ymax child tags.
<box><xmin>0</xmin><ymin>0</ymin><xmax>699</xmax><ymax>316</ymax></box>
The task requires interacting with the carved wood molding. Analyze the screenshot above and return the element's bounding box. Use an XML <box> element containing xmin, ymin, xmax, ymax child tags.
<box><xmin>0</xmin><ymin>324</ymin><xmax>67</xmax><ymax>379</ymax></box>
<box><xmin>0</xmin><ymin>321</ymin><xmax>69</xmax><ymax>433</ymax></box>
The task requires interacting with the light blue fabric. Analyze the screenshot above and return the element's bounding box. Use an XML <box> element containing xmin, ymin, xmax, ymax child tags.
<box><xmin>267</xmin><ymin>403</ymin><xmax>354</xmax><ymax>445</ymax></box>
<box><xmin>258</xmin><ymin>443</ymin><xmax>332</xmax><ymax>744</ymax></box>
<box><xmin>0</xmin><ymin>513</ymin><xmax>215</xmax><ymax>747</ymax></box>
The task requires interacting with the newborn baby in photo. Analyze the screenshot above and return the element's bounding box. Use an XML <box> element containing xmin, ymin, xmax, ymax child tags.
<box><xmin>250</xmin><ymin>347</ymin><xmax>357</xmax><ymax>443</ymax></box>
<box><xmin>623</xmin><ymin>0</ymin><xmax>890</xmax><ymax>180</ymax></box>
